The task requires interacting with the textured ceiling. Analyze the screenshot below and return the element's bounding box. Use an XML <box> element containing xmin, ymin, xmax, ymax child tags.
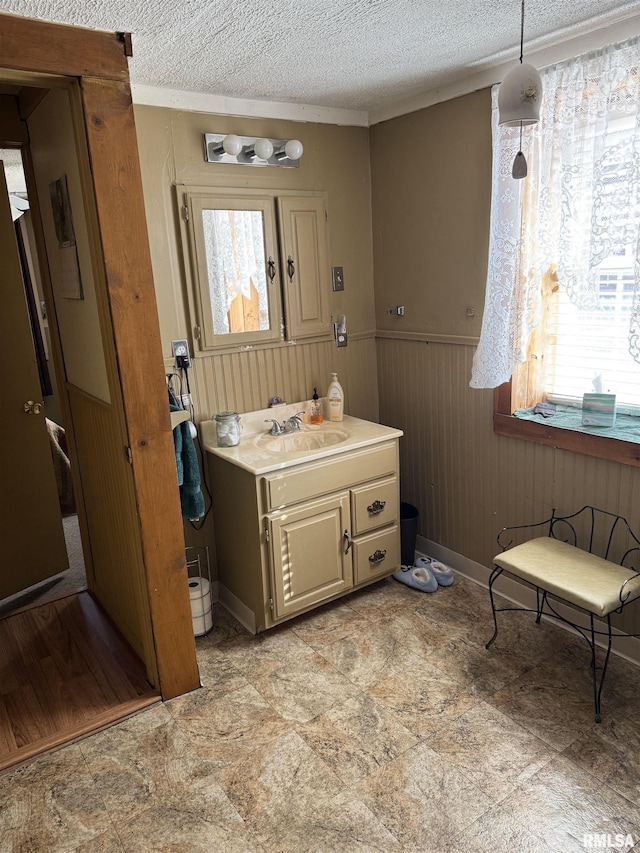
<box><xmin>3</xmin><ymin>0</ymin><xmax>640</xmax><ymax>114</ymax></box>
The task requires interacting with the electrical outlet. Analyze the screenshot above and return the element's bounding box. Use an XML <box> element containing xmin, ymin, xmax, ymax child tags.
<box><xmin>334</xmin><ymin>323</ymin><xmax>348</xmax><ymax>347</ymax></box>
<box><xmin>332</xmin><ymin>266</ymin><xmax>345</xmax><ymax>292</ymax></box>
<box><xmin>171</xmin><ymin>339</ymin><xmax>191</xmax><ymax>369</ymax></box>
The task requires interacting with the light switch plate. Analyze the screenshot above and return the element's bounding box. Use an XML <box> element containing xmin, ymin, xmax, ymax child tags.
<box><xmin>332</xmin><ymin>266</ymin><xmax>345</xmax><ymax>291</ymax></box>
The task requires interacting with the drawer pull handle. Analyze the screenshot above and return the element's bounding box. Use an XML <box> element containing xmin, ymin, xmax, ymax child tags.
<box><xmin>368</xmin><ymin>549</ymin><xmax>387</xmax><ymax>564</ymax></box>
<box><xmin>343</xmin><ymin>530</ymin><xmax>353</xmax><ymax>555</ymax></box>
<box><xmin>367</xmin><ymin>499</ymin><xmax>386</xmax><ymax>515</ymax></box>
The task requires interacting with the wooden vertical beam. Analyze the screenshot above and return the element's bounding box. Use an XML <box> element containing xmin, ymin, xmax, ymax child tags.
<box><xmin>0</xmin><ymin>12</ymin><xmax>199</xmax><ymax>701</ymax></box>
<box><xmin>79</xmin><ymin>76</ymin><xmax>199</xmax><ymax>699</ymax></box>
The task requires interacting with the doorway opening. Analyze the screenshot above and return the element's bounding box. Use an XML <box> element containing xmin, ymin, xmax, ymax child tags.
<box><xmin>0</xmin><ymin>146</ymin><xmax>88</xmax><ymax>618</ymax></box>
<box><xmin>0</xmin><ymin>104</ymin><xmax>160</xmax><ymax>772</ymax></box>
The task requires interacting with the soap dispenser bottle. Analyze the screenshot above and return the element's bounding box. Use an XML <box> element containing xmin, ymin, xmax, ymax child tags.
<box><xmin>327</xmin><ymin>372</ymin><xmax>344</xmax><ymax>422</ymax></box>
<box><xmin>309</xmin><ymin>388</ymin><xmax>323</xmax><ymax>424</ymax></box>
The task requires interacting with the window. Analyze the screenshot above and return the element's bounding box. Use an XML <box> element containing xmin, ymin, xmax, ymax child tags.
<box><xmin>180</xmin><ymin>187</ymin><xmax>331</xmax><ymax>352</ymax></box>
<box><xmin>548</xmin><ymin>246</ymin><xmax>640</xmax><ymax>411</ymax></box>
<box><xmin>472</xmin><ymin>37</ymin><xmax>640</xmax><ymax>465</ymax></box>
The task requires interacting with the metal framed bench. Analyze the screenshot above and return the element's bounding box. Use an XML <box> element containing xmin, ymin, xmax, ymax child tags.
<box><xmin>485</xmin><ymin>506</ymin><xmax>640</xmax><ymax>722</ymax></box>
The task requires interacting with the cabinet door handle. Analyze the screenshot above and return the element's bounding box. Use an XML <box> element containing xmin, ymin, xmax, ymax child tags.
<box><xmin>367</xmin><ymin>499</ymin><xmax>386</xmax><ymax>515</ymax></box>
<box><xmin>368</xmin><ymin>549</ymin><xmax>387</xmax><ymax>564</ymax></box>
<box><xmin>267</xmin><ymin>256</ymin><xmax>276</xmax><ymax>282</ymax></box>
<box><xmin>287</xmin><ymin>255</ymin><xmax>295</xmax><ymax>281</ymax></box>
<box><xmin>343</xmin><ymin>530</ymin><xmax>353</xmax><ymax>555</ymax></box>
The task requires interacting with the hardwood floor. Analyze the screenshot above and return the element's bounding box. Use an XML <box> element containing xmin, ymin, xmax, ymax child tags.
<box><xmin>0</xmin><ymin>591</ymin><xmax>160</xmax><ymax>773</ymax></box>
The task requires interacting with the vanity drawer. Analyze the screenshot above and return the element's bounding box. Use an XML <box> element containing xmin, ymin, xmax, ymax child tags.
<box><xmin>353</xmin><ymin>524</ymin><xmax>400</xmax><ymax>585</ymax></box>
<box><xmin>262</xmin><ymin>441</ymin><xmax>397</xmax><ymax>510</ymax></box>
<box><xmin>351</xmin><ymin>476</ymin><xmax>399</xmax><ymax>535</ymax></box>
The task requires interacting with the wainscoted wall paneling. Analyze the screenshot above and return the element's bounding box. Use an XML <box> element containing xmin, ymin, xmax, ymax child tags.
<box><xmin>181</xmin><ymin>334</ymin><xmax>378</xmax><ymax>424</ymax></box>
<box><xmin>377</xmin><ymin>336</ymin><xmax>640</xmax><ymax>635</ymax></box>
<box><xmin>67</xmin><ymin>384</ymin><xmax>156</xmax><ymax>678</ymax></box>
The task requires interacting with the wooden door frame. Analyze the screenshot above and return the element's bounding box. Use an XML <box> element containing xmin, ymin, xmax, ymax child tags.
<box><xmin>0</xmin><ymin>13</ymin><xmax>199</xmax><ymax>699</ymax></box>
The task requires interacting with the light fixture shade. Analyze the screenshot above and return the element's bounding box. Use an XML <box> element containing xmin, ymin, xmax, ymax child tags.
<box><xmin>498</xmin><ymin>63</ymin><xmax>543</xmax><ymax>126</ymax></box>
<box><xmin>253</xmin><ymin>138</ymin><xmax>274</xmax><ymax>160</ymax></box>
<box><xmin>222</xmin><ymin>134</ymin><xmax>243</xmax><ymax>155</ymax></box>
<box><xmin>284</xmin><ymin>139</ymin><xmax>304</xmax><ymax>160</ymax></box>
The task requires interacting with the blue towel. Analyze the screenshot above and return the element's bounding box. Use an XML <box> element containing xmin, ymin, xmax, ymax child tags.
<box><xmin>170</xmin><ymin>405</ymin><xmax>205</xmax><ymax>519</ymax></box>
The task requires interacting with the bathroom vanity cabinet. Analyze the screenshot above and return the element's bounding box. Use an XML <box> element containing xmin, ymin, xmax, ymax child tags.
<box><xmin>204</xmin><ymin>413</ymin><xmax>402</xmax><ymax>632</ymax></box>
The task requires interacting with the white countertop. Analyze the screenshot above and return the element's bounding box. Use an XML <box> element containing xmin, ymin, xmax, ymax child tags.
<box><xmin>201</xmin><ymin>403</ymin><xmax>403</xmax><ymax>475</ymax></box>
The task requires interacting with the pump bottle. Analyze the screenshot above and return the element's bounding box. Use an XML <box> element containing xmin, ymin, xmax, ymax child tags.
<box><xmin>327</xmin><ymin>373</ymin><xmax>344</xmax><ymax>422</ymax></box>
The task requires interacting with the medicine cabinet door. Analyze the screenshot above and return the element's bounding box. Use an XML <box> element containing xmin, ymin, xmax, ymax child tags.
<box><xmin>184</xmin><ymin>191</ymin><xmax>283</xmax><ymax>350</ymax></box>
<box><xmin>277</xmin><ymin>194</ymin><xmax>331</xmax><ymax>341</ymax></box>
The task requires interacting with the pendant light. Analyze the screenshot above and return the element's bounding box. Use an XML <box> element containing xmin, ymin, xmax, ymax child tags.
<box><xmin>498</xmin><ymin>0</ymin><xmax>542</xmax><ymax>178</ymax></box>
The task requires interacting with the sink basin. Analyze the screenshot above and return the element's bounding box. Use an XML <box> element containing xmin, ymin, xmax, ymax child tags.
<box><xmin>255</xmin><ymin>427</ymin><xmax>349</xmax><ymax>453</ymax></box>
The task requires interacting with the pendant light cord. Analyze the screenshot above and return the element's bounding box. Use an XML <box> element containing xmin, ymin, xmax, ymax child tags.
<box><xmin>519</xmin><ymin>0</ymin><xmax>525</xmax><ymax>63</ymax></box>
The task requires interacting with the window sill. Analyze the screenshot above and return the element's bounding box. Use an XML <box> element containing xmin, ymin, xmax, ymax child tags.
<box><xmin>494</xmin><ymin>383</ymin><xmax>640</xmax><ymax>468</ymax></box>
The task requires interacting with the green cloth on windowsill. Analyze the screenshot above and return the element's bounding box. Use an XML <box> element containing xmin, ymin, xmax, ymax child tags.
<box><xmin>514</xmin><ymin>404</ymin><xmax>640</xmax><ymax>443</ymax></box>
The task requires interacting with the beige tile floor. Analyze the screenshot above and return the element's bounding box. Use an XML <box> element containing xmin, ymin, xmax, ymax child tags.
<box><xmin>2</xmin><ymin>574</ymin><xmax>640</xmax><ymax>852</ymax></box>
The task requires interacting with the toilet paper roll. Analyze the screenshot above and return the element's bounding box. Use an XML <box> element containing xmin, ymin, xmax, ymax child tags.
<box><xmin>188</xmin><ymin>576</ymin><xmax>210</xmax><ymax>599</ymax></box>
<box><xmin>192</xmin><ymin>609</ymin><xmax>213</xmax><ymax>637</ymax></box>
<box><xmin>188</xmin><ymin>576</ymin><xmax>212</xmax><ymax>634</ymax></box>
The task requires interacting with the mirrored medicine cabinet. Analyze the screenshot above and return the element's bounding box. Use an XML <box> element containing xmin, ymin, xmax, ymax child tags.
<box><xmin>179</xmin><ymin>187</ymin><xmax>331</xmax><ymax>352</ymax></box>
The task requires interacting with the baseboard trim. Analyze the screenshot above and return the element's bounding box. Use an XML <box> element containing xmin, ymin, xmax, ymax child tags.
<box><xmin>218</xmin><ymin>584</ymin><xmax>256</xmax><ymax>634</ymax></box>
<box><xmin>417</xmin><ymin>535</ymin><xmax>640</xmax><ymax>668</ymax></box>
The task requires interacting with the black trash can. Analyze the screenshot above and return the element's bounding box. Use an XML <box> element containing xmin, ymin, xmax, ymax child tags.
<box><xmin>400</xmin><ymin>502</ymin><xmax>419</xmax><ymax>567</ymax></box>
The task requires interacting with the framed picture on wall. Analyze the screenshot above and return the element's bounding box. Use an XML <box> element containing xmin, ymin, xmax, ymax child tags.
<box><xmin>49</xmin><ymin>174</ymin><xmax>83</xmax><ymax>300</ymax></box>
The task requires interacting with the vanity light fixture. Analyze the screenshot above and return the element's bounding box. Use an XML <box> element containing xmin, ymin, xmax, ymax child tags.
<box><xmin>245</xmin><ymin>138</ymin><xmax>274</xmax><ymax>160</ymax></box>
<box><xmin>204</xmin><ymin>133</ymin><xmax>303</xmax><ymax>168</ymax></box>
<box><xmin>275</xmin><ymin>139</ymin><xmax>304</xmax><ymax>162</ymax></box>
<box><xmin>208</xmin><ymin>133</ymin><xmax>243</xmax><ymax>157</ymax></box>
<box><xmin>498</xmin><ymin>0</ymin><xmax>542</xmax><ymax>178</ymax></box>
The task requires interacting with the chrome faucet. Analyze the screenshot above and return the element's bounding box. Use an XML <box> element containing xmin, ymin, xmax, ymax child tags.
<box><xmin>284</xmin><ymin>412</ymin><xmax>305</xmax><ymax>432</ymax></box>
<box><xmin>264</xmin><ymin>418</ymin><xmax>285</xmax><ymax>436</ymax></box>
<box><xmin>264</xmin><ymin>411</ymin><xmax>305</xmax><ymax>436</ymax></box>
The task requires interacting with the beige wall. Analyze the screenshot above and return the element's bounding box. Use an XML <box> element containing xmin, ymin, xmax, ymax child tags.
<box><xmin>371</xmin><ymin>90</ymin><xmax>492</xmax><ymax>338</ymax></box>
<box><xmin>134</xmin><ymin>105</ymin><xmax>379</xmax><ymax>422</ymax></box>
<box><xmin>371</xmin><ymin>88</ymin><xmax>640</xmax><ymax>632</ymax></box>
<box><xmin>29</xmin><ymin>87</ymin><xmax>110</xmax><ymax>403</ymax></box>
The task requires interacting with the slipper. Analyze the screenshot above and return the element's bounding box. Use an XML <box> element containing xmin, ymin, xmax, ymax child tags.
<box><xmin>392</xmin><ymin>564</ymin><xmax>438</xmax><ymax>593</ymax></box>
<box><xmin>415</xmin><ymin>557</ymin><xmax>454</xmax><ymax>587</ymax></box>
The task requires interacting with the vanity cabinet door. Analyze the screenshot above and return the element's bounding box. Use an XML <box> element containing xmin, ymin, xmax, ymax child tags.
<box><xmin>277</xmin><ymin>194</ymin><xmax>331</xmax><ymax>340</ymax></box>
<box><xmin>268</xmin><ymin>490</ymin><xmax>352</xmax><ymax>619</ymax></box>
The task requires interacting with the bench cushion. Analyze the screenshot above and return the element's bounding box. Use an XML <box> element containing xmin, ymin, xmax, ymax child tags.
<box><xmin>494</xmin><ymin>537</ymin><xmax>640</xmax><ymax>617</ymax></box>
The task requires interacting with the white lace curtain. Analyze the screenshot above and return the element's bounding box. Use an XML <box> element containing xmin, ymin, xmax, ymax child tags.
<box><xmin>470</xmin><ymin>36</ymin><xmax>640</xmax><ymax>389</ymax></box>
<box><xmin>202</xmin><ymin>209</ymin><xmax>267</xmax><ymax>335</ymax></box>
